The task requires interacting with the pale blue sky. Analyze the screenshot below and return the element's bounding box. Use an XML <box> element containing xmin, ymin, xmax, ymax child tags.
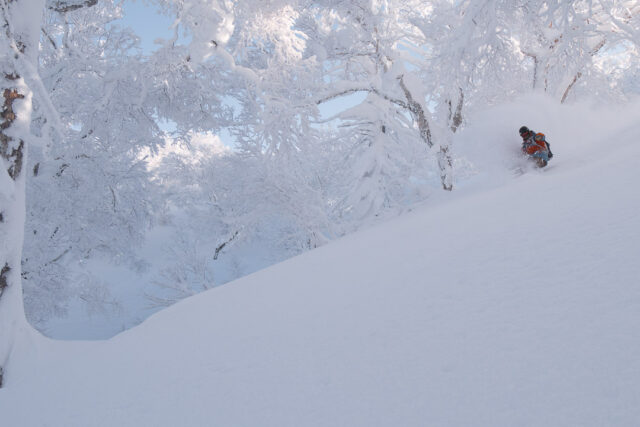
<box><xmin>118</xmin><ymin>0</ymin><xmax>179</xmax><ymax>53</ymax></box>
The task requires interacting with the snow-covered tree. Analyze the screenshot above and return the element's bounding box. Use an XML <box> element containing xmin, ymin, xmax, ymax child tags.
<box><xmin>0</xmin><ymin>0</ymin><xmax>46</xmax><ymax>388</ymax></box>
<box><xmin>516</xmin><ymin>0</ymin><xmax>640</xmax><ymax>102</ymax></box>
<box><xmin>299</xmin><ymin>0</ymin><xmax>452</xmax><ymax>226</ymax></box>
<box><xmin>145</xmin><ymin>0</ymin><xmax>336</xmax><ymax>302</ymax></box>
<box><xmin>22</xmin><ymin>0</ymin><xmax>167</xmax><ymax>326</ymax></box>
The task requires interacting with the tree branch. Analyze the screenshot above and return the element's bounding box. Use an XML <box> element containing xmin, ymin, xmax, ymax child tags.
<box><xmin>41</xmin><ymin>28</ymin><xmax>57</xmax><ymax>49</ymax></box>
<box><xmin>561</xmin><ymin>38</ymin><xmax>606</xmax><ymax>104</ymax></box>
<box><xmin>109</xmin><ymin>186</ymin><xmax>117</xmax><ymax>212</ymax></box>
<box><xmin>398</xmin><ymin>75</ymin><xmax>453</xmax><ymax>191</ymax></box>
<box><xmin>560</xmin><ymin>72</ymin><xmax>582</xmax><ymax>104</ymax></box>
<box><xmin>214</xmin><ymin>231</ymin><xmax>239</xmax><ymax>260</ymax></box>
<box><xmin>397</xmin><ymin>75</ymin><xmax>433</xmax><ymax>148</ymax></box>
<box><xmin>315</xmin><ymin>87</ymin><xmax>408</xmax><ymax>110</ymax></box>
<box><xmin>48</xmin><ymin>0</ymin><xmax>97</xmax><ymax>13</ymax></box>
<box><xmin>45</xmin><ymin>247</ymin><xmax>72</xmax><ymax>266</ymax></box>
<box><xmin>450</xmin><ymin>88</ymin><xmax>464</xmax><ymax>133</ymax></box>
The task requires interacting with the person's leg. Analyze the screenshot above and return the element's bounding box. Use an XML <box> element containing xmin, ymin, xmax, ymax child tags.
<box><xmin>532</xmin><ymin>150</ymin><xmax>549</xmax><ymax>167</ymax></box>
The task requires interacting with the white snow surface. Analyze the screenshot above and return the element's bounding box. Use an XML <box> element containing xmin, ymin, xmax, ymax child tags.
<box><xmin>2</xmin><ymin>98</ymin><xmax>640</xmax><ymax>426</ymax></box>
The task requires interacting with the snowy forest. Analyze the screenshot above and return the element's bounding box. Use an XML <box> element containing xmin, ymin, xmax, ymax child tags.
<box><xmin>1</xmin><ymin>0</ymin><xmax>640</xmax><ymax>388</ymax></box>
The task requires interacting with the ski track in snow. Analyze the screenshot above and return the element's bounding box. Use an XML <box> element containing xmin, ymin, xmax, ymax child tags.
<box><xmin>2</xmin><ymin>99</ymin><xmax>640</xmax><ymax>426</ymax></box>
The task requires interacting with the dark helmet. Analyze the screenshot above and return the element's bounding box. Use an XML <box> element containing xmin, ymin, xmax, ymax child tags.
<box><xmin>519</xmin><ymin>126</ymin><xmax>530</xmax><ymax>136</ymax></box>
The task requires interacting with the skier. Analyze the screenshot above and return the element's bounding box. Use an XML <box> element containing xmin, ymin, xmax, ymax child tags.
<box><xmin>519</xmin><ymin>126</ymin><xmax>552</xmax><ymax>168</ymax></box>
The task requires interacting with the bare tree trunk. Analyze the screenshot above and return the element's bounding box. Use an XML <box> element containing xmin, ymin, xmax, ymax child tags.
<box><xmin>438</xmin><ymin>88</ymin><xmax>464</xmax><ymax>192</ymax></box>
<box><xmin>437</xmin><ymin>144</ymin><xmax>453</xmax><ymax>191</ymax></box>
<box><xmin>397</xmin><ymin>75</ymin><xmax>453</xmax><ymax>191</ymax></box>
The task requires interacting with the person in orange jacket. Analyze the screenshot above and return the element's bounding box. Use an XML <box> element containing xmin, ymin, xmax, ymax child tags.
<box><xmin>519</xmin><ymin>126</ymin><xmax>553</xmax><ymax>167</ymax></box>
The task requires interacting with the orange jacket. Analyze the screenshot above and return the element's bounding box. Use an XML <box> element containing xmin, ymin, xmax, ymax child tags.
<box><xmin>522</xmin><ymin>132</ymin><xmax>548</xmax><ymax>155</ymax></box>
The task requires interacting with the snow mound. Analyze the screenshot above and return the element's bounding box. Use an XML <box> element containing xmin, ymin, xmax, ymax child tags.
<box><xmin>1</xmin><ymin>99</ymin><xmax>640</xmax><ymax>426</ymax></box>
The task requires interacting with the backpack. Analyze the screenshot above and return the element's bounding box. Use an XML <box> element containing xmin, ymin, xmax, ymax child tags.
<box><xmin>535</xmin><ymin>133</ymin><xmax>553</xmax><ymax>159</ymax></box>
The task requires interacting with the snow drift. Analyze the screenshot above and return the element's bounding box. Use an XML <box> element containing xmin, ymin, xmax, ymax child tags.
<box><xmin>1</xmin><ymin>98</ymin><xmax>640</xmax><ymax>426</ymax></box>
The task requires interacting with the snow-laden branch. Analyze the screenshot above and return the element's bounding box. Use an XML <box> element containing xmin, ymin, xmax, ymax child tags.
<box><xmin>561</xmin><ymin>38</ymin><xmax>607</xmax><ymax>104</ymax></box>
<box><xmin>48</xmin><ymin>0</ymin><xmax>97</xmax><ymax>13</ymax></box>
<box><xmin>398</xmin><ymin>75</ymin><xmax>452</xmax><ymax>191</ymax></box>
<box><xmin>314</xmin><ymin>86</ymin><xmax>408</xmax><ymax>110</ymax></box>
<box><xmin>397</xmin><ymin>75</ymin><xmax>432</xmax><ymax>148</ymax></box>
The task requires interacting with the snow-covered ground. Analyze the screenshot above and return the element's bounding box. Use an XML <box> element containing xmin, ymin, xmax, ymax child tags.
<box><xmin>2</xmin><ymin>98</ymin><xmax>640</xmax><ymax>426</ymax></box>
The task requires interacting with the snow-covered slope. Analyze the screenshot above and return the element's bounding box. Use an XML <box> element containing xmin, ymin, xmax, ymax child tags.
<box><xmin>2</xmin><ymin>99</ymin><xmax>640</xmax><ymax>426</ymax></box>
